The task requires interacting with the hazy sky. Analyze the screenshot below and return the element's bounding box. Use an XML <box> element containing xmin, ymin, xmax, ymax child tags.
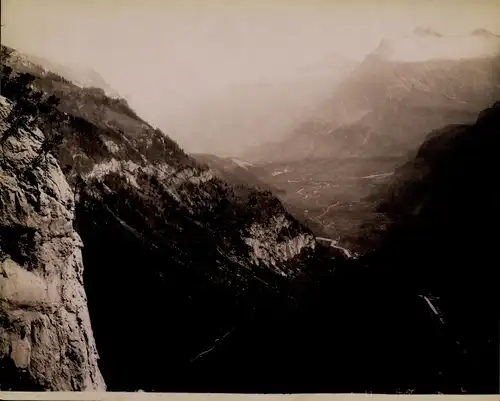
<box><xmin>2</xmin><ymin>0</ymin><xmax>500</xmax><ymax>155</ymax></box>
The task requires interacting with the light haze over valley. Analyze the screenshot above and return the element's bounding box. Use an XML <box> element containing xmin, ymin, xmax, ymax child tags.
<box><xmin>3</xmin><ymin>0</ymin><xmax>500</xmax><ymax>156</ymax></box>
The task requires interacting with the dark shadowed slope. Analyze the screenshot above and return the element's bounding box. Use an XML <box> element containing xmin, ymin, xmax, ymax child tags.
<box><xmin>1</xmin><ymin>44</ymin><xmax>346</xmax><ymax>392</ymax></box>
<box><xmin>190</xmin><ymin>105</ymin><xmax>500</xmax><ymax>392</ymax></box>
<box><xmin>361</xmin><ymin>102</ymin><xmax>500</xmax><ymax>393</ymax></box>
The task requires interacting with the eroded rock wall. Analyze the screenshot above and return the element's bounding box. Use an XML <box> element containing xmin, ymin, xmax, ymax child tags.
<box><xmin>0</xmin><ymin>96</ymin><xmax>105</xmax><ymax>391</ymax></box>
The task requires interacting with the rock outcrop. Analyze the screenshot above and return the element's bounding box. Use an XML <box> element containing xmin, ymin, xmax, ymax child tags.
<box><xmin>1</xmin><ymin>44</ymin><xmax>324</xmax><ymax>392</ymax></box>
<box><xmin>0</xmin><ymin>96</ymin><xmax>105</xmax><ymax>391</ymax></box>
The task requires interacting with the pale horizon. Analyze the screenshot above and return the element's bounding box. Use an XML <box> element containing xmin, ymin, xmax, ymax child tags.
<box><xmin>2</xmin><ymin>0</ymin><xmax>500</xmax><ymax>156</ymax></box>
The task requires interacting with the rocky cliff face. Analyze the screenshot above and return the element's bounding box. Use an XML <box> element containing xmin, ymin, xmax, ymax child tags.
<box><xmin>0</xmin><ymin>45</ymin><xmax>326</xmax><ymax>392</ymax></box>
<box><xmin>0</xmin><ymin>97</ymin><xmax>105</xmax><ymax>391</ymax></box>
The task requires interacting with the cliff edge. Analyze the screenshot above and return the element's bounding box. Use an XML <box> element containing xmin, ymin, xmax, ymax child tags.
<box><xmin>0</xmin><ymin>96</ymin><xmax>105</xmax><ymax>391</ymax></box>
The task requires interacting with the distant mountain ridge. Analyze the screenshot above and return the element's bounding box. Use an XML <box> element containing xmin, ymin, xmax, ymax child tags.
<box><xmin>246</xmin><ymin>29</ymin><xmax>500</xmax><ymax>164</ymax></box>
<box><xmin>243</xmin><ymin>28</ymin><xmax>500</xmax><ymax>249</ymax></box>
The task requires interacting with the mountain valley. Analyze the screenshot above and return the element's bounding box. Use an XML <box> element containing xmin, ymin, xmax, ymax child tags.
<box><xmin>0</xmin><ymin>26</ymin><xmax>499</xmax><ymax>396</ymax></box>
<box><xmin>240</xmin><ymin>29</ymin><xmax>500</xmax><ymax>251</ymax></box>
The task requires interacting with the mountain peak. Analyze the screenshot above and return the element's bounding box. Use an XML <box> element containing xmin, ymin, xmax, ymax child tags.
<box><xmin>371</xmin><ymin>39</ymin><xmax>396</xmax><ymax>59</ymax></box>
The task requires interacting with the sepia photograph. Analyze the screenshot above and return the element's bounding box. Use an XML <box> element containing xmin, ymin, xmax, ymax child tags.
<box><xmin>0</xmin><ymin>0</ymin><xmax>499</xmax><ymax>397</ymax></box>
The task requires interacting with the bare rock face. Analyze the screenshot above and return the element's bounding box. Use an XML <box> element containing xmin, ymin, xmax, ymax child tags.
<box><xmin>244</xmin><ymin>214</ymin><xmax>316</xmax><ymax>276</ymax></box>
<box><xmin>0</xmin><ymin>96</ymin><xmax>105</xmax><ymax>391</ymax></box>
<box><xmin>1</xmin><ymin>47</ymin><xmax>327</xmax><ymax>392</ymax></box>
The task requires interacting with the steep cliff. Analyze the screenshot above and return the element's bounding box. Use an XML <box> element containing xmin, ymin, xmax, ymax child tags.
<box><xmin>361</xmin><ymin>101</ymin><xmax>500</xmax><ymax>393</ymax></box>
<box><xmin>1</xmin><ymin>45</ymin><xmax>331</xmax><ymax>392</ymax></box>
<box><xmin>0</xmin><ymin>96</ymin><xmax>105</xmax><ymax>391</ymax></box>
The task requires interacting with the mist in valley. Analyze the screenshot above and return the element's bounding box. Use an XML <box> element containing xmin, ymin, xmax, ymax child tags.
<box><xmin>3</xmin><ymin>0</ymin><xmax>500</xmax><ymax>157</ymax></box>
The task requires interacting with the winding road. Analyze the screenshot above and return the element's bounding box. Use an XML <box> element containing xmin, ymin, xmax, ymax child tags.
<box><xmin>316</xmin><ymin>237</ymin><xmax>357</xmax><ymax>259</ymax></box>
